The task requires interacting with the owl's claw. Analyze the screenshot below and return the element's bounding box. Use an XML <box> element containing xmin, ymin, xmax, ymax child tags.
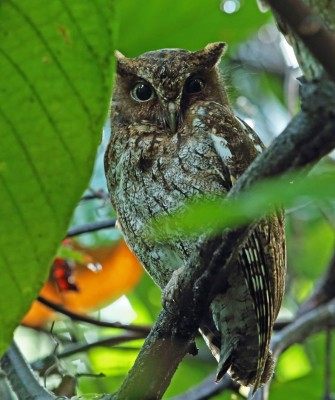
<box><xmin>162</xmin><ymin>266</ymin><xmax>186</xmax><ymax>315</ymax></box>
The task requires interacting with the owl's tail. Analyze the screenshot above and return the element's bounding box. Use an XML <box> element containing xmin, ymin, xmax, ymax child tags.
<box><xmin>215</xmin><ymin>336</ymin><xmax>238</xmax><ymax>382</ymax></box>
<box><xmin>228</xmin><ymin>349</ymin><xmax>275</xmax><ymax>395</ymax></box>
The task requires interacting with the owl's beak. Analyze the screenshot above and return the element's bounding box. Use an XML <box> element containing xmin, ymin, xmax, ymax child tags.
<box><xmin>167</xmin><ymin>102</ymin><xmax>177</xmax><ymax>134</ymax></box>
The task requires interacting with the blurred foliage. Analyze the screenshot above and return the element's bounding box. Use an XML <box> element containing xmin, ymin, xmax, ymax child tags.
<box><xmin>2</xmin><ymin>0</ymin><xmax>334</xmax><ymax>399</ymax></box>
<box><xmin>116</xmin><ymin>0</ymin><xmax>271</xmax><ymax>56</ymax></box>
<box><xmin>148</xmin><ymin>168</ymin><xmax>335</xmax><ymax>239</ymax></box>
<box><xmin>270</xmin><ymin>334</ymin><xmax>335</xmax><ymax>400</ymax></box>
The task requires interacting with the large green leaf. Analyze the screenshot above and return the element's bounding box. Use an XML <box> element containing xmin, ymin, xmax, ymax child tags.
<box><xmin>0</xmin><ymin>0</ymin><xmax>115</xmax><ymax>355</ymax></box>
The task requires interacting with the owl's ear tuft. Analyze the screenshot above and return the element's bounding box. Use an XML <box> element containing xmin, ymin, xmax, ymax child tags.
<box><xmin>115</xmin><ymin>50</ymin><xmax>136</xmax><ymax>75</ymax></box>
<box><xmin>204</xmin><ymin>42</ymin><xmax>227</xmax><ymax>58</ymax></box>
<box><xmin>115</xmin><ymin>50</ymin><xmax>126</xmax><ymax>61</ymax></box>
<box><xmin>195</xmin><ymin>42</ymin><xmax>227</xmax><ymax>69</ymax></box>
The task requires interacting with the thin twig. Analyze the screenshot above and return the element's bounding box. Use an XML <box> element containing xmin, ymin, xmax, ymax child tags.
<box><xmin>37</xmin><ymin>295</ymin><xmax>151</xmax><ymax>334</ymax></box>
<box><xmin>81</xmin><ymin>188</ymin><xmax>109</xmax><ymax>202</ymax></box>
<box><xmin>167</xmin><ymin>373</ymin><xmax>240</xmax><ymax>400</ymax></box>
<box><xmin>58</xmin><ymin>333</ymin><xmax>145</xmax><ymax>359</ymax></box>
<box><xmin>66</xmin><ymin>218</ymin><xmax>116</xmax><ymax>238</ymax></box>
<box><xmin>32</xmin><ymin>333</ymin><xmax>144</xmax><ymax>375</ymax></box>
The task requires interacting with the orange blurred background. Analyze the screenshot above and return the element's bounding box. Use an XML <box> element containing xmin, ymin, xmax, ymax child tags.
<box><xmin>22</xmin><ymin>239</ymin><xmax>143</xmax><ymax>328</ymax></box>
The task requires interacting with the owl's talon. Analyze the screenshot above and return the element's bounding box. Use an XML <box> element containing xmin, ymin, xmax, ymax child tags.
<box><xmin>162</xmin><ymin>298</ymin><xmax>177</xmax><ymax>315</ymax></box>
<box><xmin>162</xmin><ymin>266</ymin><xmax>186</xmax><ymax>315</ymax></box>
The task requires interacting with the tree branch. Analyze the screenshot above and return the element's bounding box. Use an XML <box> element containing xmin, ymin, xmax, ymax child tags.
<box><xmin>167</xmin><ymin>373</ymin><xmax>240</xmax><ymax>400</ymax></box>
<box><xmin>0</xmin><ymin>372</ymin><xmax>16</xmax><ymax>400</ymax></box>
<box><xmin>267</xmin><ymin>0</ymin><xmax>335</xmax><ymax>80</ymax></box>
<box><xmin>1</xmin><ymin>341</ymin><xmax>56</xmax><ymax>400</ymax></box>
<box><xmin>297</xmin><ymin>249</ymin><xmax>335</xmax><ymax>315</ymax></box>
<box><xmin>272</xmin><ymin>299</ymin><xmax>335</xmax><ymax>359</ymax></box>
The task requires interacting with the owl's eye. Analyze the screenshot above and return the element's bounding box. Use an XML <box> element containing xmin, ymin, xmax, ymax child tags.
<box><xmin>131</xmin><ymin>82</ymin><xmax>155</xmax><ymax>102</ymax></box>
<box><xmin>185</xmin><ymin>77</ymin><xmax>204</xmax><ymax>94</ymax></box>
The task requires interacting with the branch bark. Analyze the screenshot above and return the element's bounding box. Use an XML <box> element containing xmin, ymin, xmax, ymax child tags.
<box><xmin>267</xmin><ymin>0</ymin><xmax>335</xmax><ymax>80</ymax></box>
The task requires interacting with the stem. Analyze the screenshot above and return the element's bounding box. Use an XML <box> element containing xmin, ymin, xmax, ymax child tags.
<box><xmin>37</xmin><ymin>296</ymin><xmax>151</xmax><ymax>334</ymax></box>
<box><xmin>66</xmin><ymin>218</ymin><xmax>116</xmax><ymax>238</ymax></box>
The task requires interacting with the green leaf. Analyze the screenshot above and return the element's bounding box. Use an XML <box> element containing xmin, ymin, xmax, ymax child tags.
<box><xmin>0</xmin><ymin>0</ymin><xmax>115</xmax><ymax>355</ymax></box>
<box><xmin>148</xmin><ymin>169</ymin><xmax>335</xmax><ymax>239</ymax></box>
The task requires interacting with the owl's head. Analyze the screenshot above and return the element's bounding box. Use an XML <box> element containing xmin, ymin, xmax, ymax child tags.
<box><xmin>112</xmin><ymin>43</ymin><xmax>228</xmax><ymax>133</ymax></box>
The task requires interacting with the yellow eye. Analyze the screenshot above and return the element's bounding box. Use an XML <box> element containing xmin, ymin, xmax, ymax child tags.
<box><xmin>131</xmin><ymin>82</ymin><xmax>155</xmax><ymax>102</ymax></box>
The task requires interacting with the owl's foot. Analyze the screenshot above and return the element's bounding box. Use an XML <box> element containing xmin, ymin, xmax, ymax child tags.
<box><xmin>162</xmin><ymin>266</ymin><xmax>185</xmax><ymax>315</ymax></box>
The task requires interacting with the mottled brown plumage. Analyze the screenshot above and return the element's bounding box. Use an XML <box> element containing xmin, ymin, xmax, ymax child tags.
<box><xmin>104</xmin><ymin>43</ymin><xmax>286</xmax><ymax>391</ymax></box>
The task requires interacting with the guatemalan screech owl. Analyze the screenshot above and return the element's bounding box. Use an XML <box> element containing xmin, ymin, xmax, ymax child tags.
<box><xmin>104</xmin><ymin>43</ymin><xmax>286</xmax><ymax>390</ymax></box>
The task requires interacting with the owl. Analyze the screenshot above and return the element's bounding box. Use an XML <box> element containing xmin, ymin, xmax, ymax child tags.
<box><xmin>104</xmin><ymin>43</ymin><xmax>286</xmax><ymax>391</ymax></box>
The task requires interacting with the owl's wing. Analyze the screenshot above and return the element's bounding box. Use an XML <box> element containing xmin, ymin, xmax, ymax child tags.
<box><xmin>206</xmin><ymin>110</ymin><xmax>285</xmax><ymax>388</ymax></box>
<box><xmin>238</xmin><ymin>216</ymin><xmax>285</xmax><ymax>389</ymax></box>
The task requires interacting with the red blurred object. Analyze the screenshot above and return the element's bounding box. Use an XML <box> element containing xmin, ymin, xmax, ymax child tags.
<box><xmin>52</xmin><ymin>258</ymin><xmax>79</xmax><ymax>292</ymax></box>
